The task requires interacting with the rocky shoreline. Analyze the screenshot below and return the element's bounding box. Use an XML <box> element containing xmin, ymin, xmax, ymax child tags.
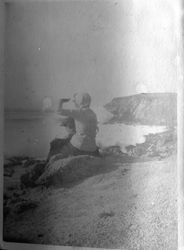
<box><xmin>3</xmin><ymin>129</ymin><xmax>177</xmax><ymax>229</ymax></box>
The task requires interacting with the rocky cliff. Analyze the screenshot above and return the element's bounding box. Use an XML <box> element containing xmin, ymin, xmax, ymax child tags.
<box><xmin>104</xmin><ymin>93</ymin><xmax>176</xmax><ymax>126</ymax></box>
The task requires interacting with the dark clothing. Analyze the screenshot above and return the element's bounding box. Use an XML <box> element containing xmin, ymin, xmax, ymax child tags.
<box><xmin>53</xmin><ymin>142</ymin><xmax>99</xmax><ymax>160</ymax></box>
<box><xmin>47</xmin><ymin>138</ymin><xmax>99</xmax><ymax>163</ymax></box>
<box><xmin>46</xmin><ymin>138</ymin><xmax>71</xmax><ymax>162</ymax></box>
<box><xmin>50</xmin><ymin>142</ymin><xmax>100</xmax><ymax>163</ymax></box>
<box><xmin>58</xmin><ymin>107</ymin><xmax>98</xmax><ymax>151</ymax></box>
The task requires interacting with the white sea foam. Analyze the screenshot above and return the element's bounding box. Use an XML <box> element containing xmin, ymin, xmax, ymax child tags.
<box><xmin>96</xmin><ymin>123</ymin><xmax>166</xmax><ymax>152</ymax></box>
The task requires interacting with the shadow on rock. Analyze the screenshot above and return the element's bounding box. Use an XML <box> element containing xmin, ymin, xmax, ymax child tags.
<box><xmin>21</xmin><ymin>161</ymin><xmax>46</xmax><ymax>188</ymax></box>
<box><xmin>36</xmin><ymin>155</ymin><xmax>118</xmax><ymax>188</ymax></box>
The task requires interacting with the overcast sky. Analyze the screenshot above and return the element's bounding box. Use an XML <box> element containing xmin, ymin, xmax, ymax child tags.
<box><xmin>5</xmin><ymin>0</ymin><xmax>177</xmax><ymax>110</ymax></box>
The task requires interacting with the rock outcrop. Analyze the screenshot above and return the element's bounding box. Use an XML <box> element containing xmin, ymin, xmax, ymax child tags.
<box><xmin>20</xmin><ymin>161</ymin><xmax>46</xmax><ymax>188</ymax></box>
<box><xmin>105</xmin><ymin>93</ymin><xmax>176</xmax><ymax>126</ymax></box>
<box><xmin>125</xmin><ymin>129</ymin><xmax>177</xmax><ymax>158</ymax></box>
<box><xmin>36</xmin><ymin>155</ymin><xmax>103</xmax><ymax>186</ymax></box>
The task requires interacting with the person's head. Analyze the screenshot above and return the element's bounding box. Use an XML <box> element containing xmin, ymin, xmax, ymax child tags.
<box><xmin>73</xmin><ymin>92</ymin><xmax>91</xmax><ymax>109</ymax></box>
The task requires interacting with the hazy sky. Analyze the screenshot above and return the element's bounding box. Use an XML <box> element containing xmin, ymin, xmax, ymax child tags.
<box><xmin>5</xmin><ymin>0</ymin><xmax>177</xmax><ymax>110</ymax></box>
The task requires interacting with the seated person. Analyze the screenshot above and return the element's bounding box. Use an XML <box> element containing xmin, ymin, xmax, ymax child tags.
<box><xmin>49</xmin><ymin>92</ymin><xmax>99</xmax><ymax>163</ymax></box>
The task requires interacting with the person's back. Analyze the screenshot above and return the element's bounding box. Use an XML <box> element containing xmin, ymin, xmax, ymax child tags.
<box><xmin>70</xmin><ymin>107</ymin><xmax>98</xmax><ymax>152</ymax></box>
<box><xmin>56</xmin><ymin>92</ymin><xmax>99</xmax><ymax>158</ymax></box>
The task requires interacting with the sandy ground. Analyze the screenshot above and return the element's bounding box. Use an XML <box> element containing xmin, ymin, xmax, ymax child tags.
<box><xmin>3</xmin><ymin>154</ymin><xmax>177</xmax><ymax>250</ymax></box>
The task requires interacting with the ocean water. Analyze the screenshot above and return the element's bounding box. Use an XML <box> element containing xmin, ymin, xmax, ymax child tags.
<box><xmin>4</xmin><ymin>111</ymin><xmax>167</xmax><ymax>158</ymax></box>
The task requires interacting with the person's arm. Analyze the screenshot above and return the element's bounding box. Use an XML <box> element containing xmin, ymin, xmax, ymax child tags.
<box><xmin>57</xmin><ymin>98</ymin><xmax>79</xmax><ymax>118</ymax></box>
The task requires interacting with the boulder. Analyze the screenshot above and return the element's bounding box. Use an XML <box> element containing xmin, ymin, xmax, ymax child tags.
<box><xmin>36</xmin><ymin>155</ymin><xmax>103</xmax><ymax>186</ymax></box>
<box><xmin>20</xmin><ymin>161</ymin><xmax>46</xmax><ymax>188</ymax></box>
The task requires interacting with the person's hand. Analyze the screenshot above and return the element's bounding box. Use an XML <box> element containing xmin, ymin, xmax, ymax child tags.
<box><xmin>60</xmin><ymin>98</ymin><xmax>70</xmax><ymax>104</ymax></box>
<box><xmin>59</xmin><ymin>98</ymin><xmax>70</xmax><ymax>110</ymax></box>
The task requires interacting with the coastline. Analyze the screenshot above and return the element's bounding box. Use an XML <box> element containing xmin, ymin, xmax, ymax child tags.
<box><xmin>3</xmin><ymin>129</ymin><xmax>177</xmax><ymax>248</ymax></box>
